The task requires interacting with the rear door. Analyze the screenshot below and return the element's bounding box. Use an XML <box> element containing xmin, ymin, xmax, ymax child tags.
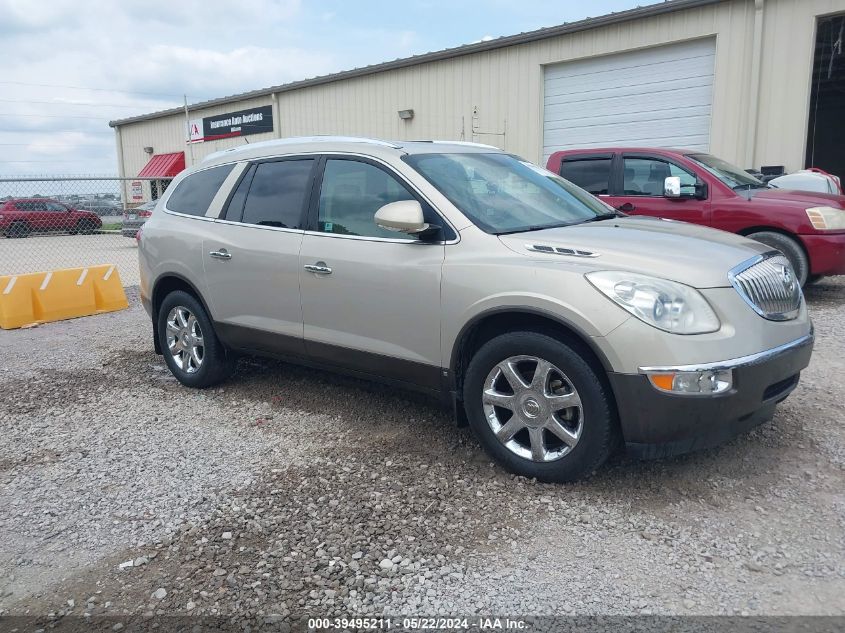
<box><xmin>24</xmin><ymin>201</ymin><xmax>52</xmax><ymax>231</ymax></box>
<box><xmin>201</xmin><ymin>158</ymin><xmax>317</xmax><ymax>357</ymax></box>
<box><xmin>605</xmin><ymin>154</ymin><xmax>710</xmax><ymax>225</ymax></box>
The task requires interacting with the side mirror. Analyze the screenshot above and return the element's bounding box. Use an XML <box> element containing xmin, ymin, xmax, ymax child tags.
<box><xmin>664</xmin><ymin>176</ymin><xmax>681</xmax><ymax>198</ymax></box>
<box><xmin>374</xmin><ymin>200</ymin><xmax>429</xmax><ymax>234</ymax></box>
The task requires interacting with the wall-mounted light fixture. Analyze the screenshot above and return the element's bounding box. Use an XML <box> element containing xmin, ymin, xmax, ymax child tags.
<box><xmin>143</xmin><ymin>146</ymin><xmax>154</xmax><ymax>154</ymax></box>
<box><xmin>398</xmin><ymin>109</ymin><xmax>414</xmax><ymax>120</ymax></box>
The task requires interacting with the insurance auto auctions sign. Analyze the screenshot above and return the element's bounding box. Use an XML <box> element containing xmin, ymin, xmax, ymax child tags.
<box><xmin>188</xmin><ymin>105</ymin><xmax>273</xmax><ymax>143</ymax></box>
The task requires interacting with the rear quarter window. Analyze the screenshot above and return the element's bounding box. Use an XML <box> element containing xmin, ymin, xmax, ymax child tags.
<box><xmin>166</xmin><ymin>164</ymin><xmax>235</xmax><ymax>216</ymax></box>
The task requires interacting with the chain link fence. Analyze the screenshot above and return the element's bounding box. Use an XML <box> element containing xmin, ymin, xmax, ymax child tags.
<box><xmin>0</xmin><ymin>177</ymin><xmax>169</xmax><ymax>286</ymax></box>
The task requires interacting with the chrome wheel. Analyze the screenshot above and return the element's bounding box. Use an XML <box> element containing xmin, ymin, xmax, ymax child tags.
<box><xmin>482</xmin><ymin>355</ymin><xmax>583</xmax><ymax>462</ymax></box>
<box><xmin>165</xmin><ymin>306</ymin><xmax>204</xmax><ymax>374</ymax></box>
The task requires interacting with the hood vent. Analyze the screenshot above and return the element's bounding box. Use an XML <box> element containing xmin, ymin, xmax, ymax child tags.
<box><xmin>526</xmin><ymin>244</ymin><xmax>600</xmax><ymax>258</ymax></box>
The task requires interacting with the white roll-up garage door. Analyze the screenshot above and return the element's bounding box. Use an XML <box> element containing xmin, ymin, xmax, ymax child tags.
<box><xmin>543</xmin><ymin>38</ymin><xmax>716</xmax><ymax>162</ymax></box>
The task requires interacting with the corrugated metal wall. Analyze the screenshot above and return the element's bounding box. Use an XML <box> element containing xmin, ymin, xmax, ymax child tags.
<box><xmin>116</xmin><ymin>0</ymin><xmax>845</xmax><ymax>179</ymax></box>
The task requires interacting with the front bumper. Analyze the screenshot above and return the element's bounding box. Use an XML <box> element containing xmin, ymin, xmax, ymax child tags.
<box><xmin>802</xmin><ymin>232</ymin><xmax>845</xmax><ymax>276</ymax></box>
<box><xmin>609</xmin><ymin>332</ymin><xmax>814</xmax><ymax>459</ymax></box>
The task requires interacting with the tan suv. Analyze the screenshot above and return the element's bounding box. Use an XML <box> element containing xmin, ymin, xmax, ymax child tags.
<box><xmin>139</xmin><ymin>137</ymin><xmax>813</xmax><ymax>481</ymax></box>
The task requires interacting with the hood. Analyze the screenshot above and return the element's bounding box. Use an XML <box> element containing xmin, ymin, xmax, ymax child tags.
<box><xmin>498</xmin><ymin>217</ymin><xmax>770</xmax><ymax>288</ymax></box>
<box><xmin>750</xmin><ymin>187</ymin><xmax>845</xmax><ymax>208</ymax></box>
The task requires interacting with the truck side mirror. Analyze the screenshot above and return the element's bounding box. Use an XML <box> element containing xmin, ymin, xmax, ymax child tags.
<box><xmin>664</xmin><ymin>176</ymin><xmax>681</xmax><ymax>198</ymax></box>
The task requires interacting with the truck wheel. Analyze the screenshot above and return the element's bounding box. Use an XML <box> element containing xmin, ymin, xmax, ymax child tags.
<box><xmin>746</xmin><ymin>231</ymin><xmax>809</xmax><ymax>287</ymax></box>
<box><xmin>7</xmin><ymin>221</ymin><xmax>30</xmax><ymax>238</ymax></box>
<box><xmin>157</xmin><ymin>290</ymin><xmax>236</xmax><ymax>388</ymax></box>
<box><xmin>463</xmin><ymin>331</ymin><xmax>617</xmax><ymax>483</ymax></box>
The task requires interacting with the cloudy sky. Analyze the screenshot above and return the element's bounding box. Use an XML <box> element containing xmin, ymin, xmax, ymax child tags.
<box><xmin>0</xmin><ymin>0</ymin><xmax>658</xmax><ymax>176</ymax></box>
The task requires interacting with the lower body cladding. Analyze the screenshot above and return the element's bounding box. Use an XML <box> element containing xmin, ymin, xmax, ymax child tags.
<box><xmin>609</xmin><ymin>333</ymin><xmax>814</xmax><ymax>459</ymax></box>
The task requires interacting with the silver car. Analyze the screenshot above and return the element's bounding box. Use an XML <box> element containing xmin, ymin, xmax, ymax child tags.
<box><xmin>122</xmin><ymin>200</ymin><xmax>156</xmax><ymax>238</ymax></box>
<box><xmin>138</xmin><ymin>137</ymin><xmax>813</xmax><ymax>481</ymax></box>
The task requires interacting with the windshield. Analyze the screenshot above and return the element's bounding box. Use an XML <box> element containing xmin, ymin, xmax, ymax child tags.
<box><xmin>687</xmin><ymin>153</ymin><xmax>766</xmax><ymax>189</ymax></box>
<box><xmin>404</xmin><ymin>153</ymin><xmax>615</xmax><ymax>234</ymax></box>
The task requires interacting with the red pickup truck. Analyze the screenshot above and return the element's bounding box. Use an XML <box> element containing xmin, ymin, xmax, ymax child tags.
<box><xmin>546</xmin><ymin>148</ymin><xmax>845</xmax><ymax>286</ymax></box>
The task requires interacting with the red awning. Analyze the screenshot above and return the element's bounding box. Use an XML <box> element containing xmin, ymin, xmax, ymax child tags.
<box><xmin>138</xmin><ymin>152</ymin><xmax>185</xmax><ymax>178</ymax></box>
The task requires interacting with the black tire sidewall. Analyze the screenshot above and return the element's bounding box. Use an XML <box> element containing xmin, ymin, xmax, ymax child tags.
<box><xmin>157</xmin><ymin>290</ymin><xmax>232</xmax><ymax>388</ymax></box>
<box><xmin>9</xmin><ymin>222</ymin><xmax>29</xmax><ymax>238</ymax></box>
<box><xmin>748</xmin><ymin>232</ymin><xmax>809</xmax><ymax>286</ymax></box>
<box><xmin>463</xmin><ymin>332</ymin><xmax>616</xmax><ymax>483</ymax></box>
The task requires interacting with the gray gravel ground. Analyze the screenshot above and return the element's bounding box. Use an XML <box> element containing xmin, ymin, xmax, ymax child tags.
<box><xmin>0</xmin><ymin>280</ymin><xmax>843</xmax><ymax>629</ymax></box>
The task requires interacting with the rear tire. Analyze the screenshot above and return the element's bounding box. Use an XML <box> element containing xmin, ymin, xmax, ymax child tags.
<box><xmin>746</xmin><ymin>231</ymin><xmax>809</xmax><ymax>287</ymax></box>
<box><xmin>157</xmin><ymin>290</ymin><xmax>235</xmax><ymax>388</ymax></box>
<box><xmin>7</xmin><ymin>221</ymin><xmax>30</xmax><ymax>238</ymax></box>
<box><xmin>462</xmin><ymin>331</ymin><xmax>617</xmax><ymax>482</ymax></box>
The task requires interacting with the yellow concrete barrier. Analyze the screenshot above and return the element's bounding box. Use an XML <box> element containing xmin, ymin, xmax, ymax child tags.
<box><xmin>0</xmin><ymin>265</ymin><xmax>128</xmax><ymax>330</ymax></box>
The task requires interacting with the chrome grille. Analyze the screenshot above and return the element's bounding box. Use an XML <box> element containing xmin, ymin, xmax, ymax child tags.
<box><xmin>729</xmin><ymin>252</ymin><xmax>802</xmax><ymax>321</ymax></box>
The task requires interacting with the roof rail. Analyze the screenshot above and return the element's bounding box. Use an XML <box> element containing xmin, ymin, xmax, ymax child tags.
<box><xmin>429</xmin><ymin>140</ymin><xmax>500</xmax><ymax>149</ymax></box>
<box><xmin>201</xmin><ymin>136</ymin><xmax>402</xmax><ymax>163</ymax></box>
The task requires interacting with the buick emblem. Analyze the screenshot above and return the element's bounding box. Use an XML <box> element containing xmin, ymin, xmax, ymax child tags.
<box><xmin>776</xmin><ymin>264</ymin><xmax>795</xmax><ymax>292</ymax></box>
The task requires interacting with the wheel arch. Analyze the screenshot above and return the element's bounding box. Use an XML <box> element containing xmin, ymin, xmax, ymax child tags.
<box><xmin>738</xmin><ymin>226</ymin><xmax>810</xmax><ymax>259</ymax></box>
<box><xmin>150</xmin><ymin>273</ymin><xmax>214</xmax><ymax>355</ymax></box>
<box><xmin>450</xmin><ymin>307</ymin><xmax>615</xmax><ymax>397</ymax></box>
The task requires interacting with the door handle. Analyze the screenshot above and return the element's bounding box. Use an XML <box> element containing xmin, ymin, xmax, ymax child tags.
<box><xmin>209</xmin><ymin>249</ymin><xmax>232</xmax><ymax>260</ymax></box>
<box><xmin>616</xmin><ymin>202</ymin><xmax>636</xmax><ymax>212</ymax></box>
<box><xmin>304</xmin><ymin>262</ymin><xmax>332</xmax><ymax>275</ymax></box>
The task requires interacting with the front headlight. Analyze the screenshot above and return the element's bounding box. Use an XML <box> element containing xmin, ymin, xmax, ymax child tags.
<box><xmin>586</xmin><ymin>271</ymin><xmax>720</xmax><ymax>334</ymax></box>
<box><xmin>806</xmin><ymin>206</ymin><xmax>845</xmax><ymax>230</ymax></box>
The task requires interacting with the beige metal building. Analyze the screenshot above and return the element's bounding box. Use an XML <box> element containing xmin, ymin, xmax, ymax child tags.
<box><xmin>110</xmin><ymin>0</ymin><xmax>845</xmax><ymax>200</ymax></box>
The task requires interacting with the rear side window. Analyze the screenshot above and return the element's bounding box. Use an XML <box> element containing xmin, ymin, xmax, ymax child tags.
<box><xmin>560</xmin><ymin>158</ymin><xmax>612</xmax><ymax>195</ymax></box>
<box><xmin>240</xmin><ymin>159</ymin><xmax>314</xmax><ymax>228</ymax></box>
<box><xmin>167</xmin><ymin>164</ymin><xmax>234</xmax><ymax>216</ymax></box>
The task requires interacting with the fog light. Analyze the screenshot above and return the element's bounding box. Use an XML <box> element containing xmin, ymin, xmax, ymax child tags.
<box><xmin>647</xmin><ymin>369</ymin><xmax>732</xmax><ymax>395</ymax></box>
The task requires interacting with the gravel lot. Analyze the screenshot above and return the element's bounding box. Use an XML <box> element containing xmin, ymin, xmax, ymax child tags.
<box><xmin>0</xmin><ymin>280</ymin><xmax>843</xmax><ymax>628</ymax></box>
<box><xmin>0</xmin><ymin>231</ymin><xmax>139</xmax><ymax>285</ymax></box>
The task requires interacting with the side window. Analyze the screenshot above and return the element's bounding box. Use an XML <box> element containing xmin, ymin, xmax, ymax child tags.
<box><xmin>166</xmin><ymin>164</ymin><xmax>234</xmax><ymax>216</ymax></box>
<box><xmin>560</xmin><ymin>158</ymin><xmax>612</xmax><ymax>195</ymax></box>
<box><xmin>317</xmin><ymin>159</ymin><xmax>414</xmax><ymax>239</ymax></box>
<box><xmin>623</xmin><ymin>158</ymin><xmax>697</xmax><ymax>197</ymax></box>
<box><xmin>30</xmin><ymin>202</ymin><xmax>48</xmax><ymax>211</ymax></box>
<box><xmin>223</xmin><ymin>165</ymin><xmax>255</xmax><ymax>222</ymax></box>
<box><xmin>46</xmin><ymin>202</ymin><xmax>67</xmax><ymax>212</ymax></box>
<box><xmin>240</xmin><ymin>159</ymin><xmax>314</xmax><ymax>228</ymax></box>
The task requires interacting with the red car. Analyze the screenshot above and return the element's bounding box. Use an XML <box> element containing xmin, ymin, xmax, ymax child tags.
<box><xmin>0</xmin><ymin>198</ymin><xmax>102</xmax><ymax>238</ymax></box>
<box><xmin>547</xmin><ymin>148</ymin><xmax>845</xmax><ymax>286</ymax></box>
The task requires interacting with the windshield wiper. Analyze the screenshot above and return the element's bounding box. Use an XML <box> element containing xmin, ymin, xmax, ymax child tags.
<box><xmin>495</xmin><ymin>221</ymin><xmax>576</xmax><ymax>236</ymax></box>
<box><xmin>733</xmin><ymin>183</ymin><xmax>768</xmax><ymax>191</ymax></box>
<box><xmin>577</xmin><ymin>212</ymin><xmax>619</xmax><ymax>224</ymax></box>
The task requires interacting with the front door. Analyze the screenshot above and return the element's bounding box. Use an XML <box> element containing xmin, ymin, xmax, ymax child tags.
<box><xmin>299</xmin><ymin>157</ymin><xmax>444</xmax><ymax>391</ymax></box>
<box><xmin>607</xmin><ymin>155</ymin><xmax>710</xmax><ymax>226</ymax></box>
<box><xmin>202</xmin><ymin>158</ymin><xmax>316</xmax><ymax>357</ymax></box>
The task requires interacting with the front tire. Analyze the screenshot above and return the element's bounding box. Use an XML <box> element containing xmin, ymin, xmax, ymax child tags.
<box><xmin>157</xmin><ymin>290</ymin><xmax>235</xmax><ymax>388</ymax></box>
<box><xmin>747</xmin><ymin>231</ymin><xmax>809</xmax><ymax>287</ymax></box>
<box><xmin>463</xmin><ymin>331</ymin><xmax>617</xmax><ymax>482</ymax></box>
<box><xmin>77</xmin><ymin>219</ymin><xmax>97</xmax><ymax>235</ymax></box>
